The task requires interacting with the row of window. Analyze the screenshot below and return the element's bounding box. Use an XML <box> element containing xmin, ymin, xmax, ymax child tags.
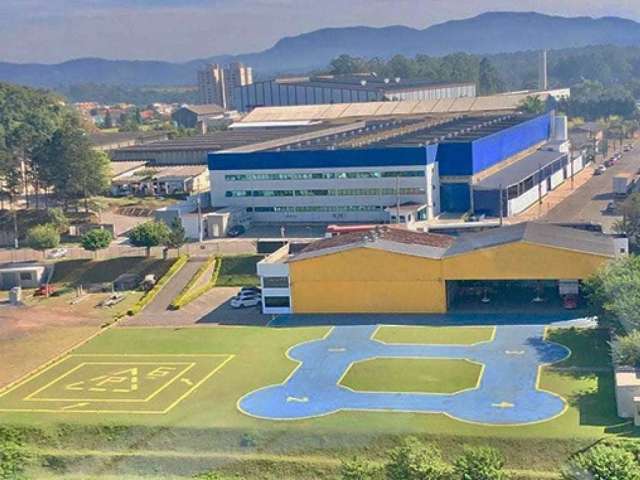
<box><xmin>225</xmin><ymin>187</ymin><xmax>426</xmax><ymax>198</ymax></box>
<box><xmin>505</xmin><ymin>156</ymin><xmax>570</xmax><ymax>200</ymax></box>
<box><xmin>248</xmin><ymin>205</ymin><xmax>384</xmax><ymax>213</ymax></box>
<box><xmin>224</xmin><ymin>170</ymin><xmax>425</xmax><ymax>182</ymax></box>
<box><xmin>262</xmin><ymin>277</ymin><xmax>289</xmax><ymax>288</ymax></box>
<box><xmin>264</xmin><ymin>296</ymin><xmax>291</xmax><ymax>308</ymax></box>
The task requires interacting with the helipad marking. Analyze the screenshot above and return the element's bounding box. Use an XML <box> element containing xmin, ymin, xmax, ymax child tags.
<box><xmin>492</xmin><ymin>402</ymin><xmax>515</xmax><ymax>409</ymax></box>
<box><xmin>287</xmin><ymin>396</ymin><xmax>309</xmax><ymax>403</ymax></box>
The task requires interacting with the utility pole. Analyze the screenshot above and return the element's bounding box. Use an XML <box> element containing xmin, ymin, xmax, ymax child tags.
<box><xmin>498</xmin><ymin>184</ymin><xmax>504</xmax><ymax>226</ymax></box>
<box><xmin>196</xmin><ymin>194</ymin><xmax>203</xmax><ymax>243</ymax></box>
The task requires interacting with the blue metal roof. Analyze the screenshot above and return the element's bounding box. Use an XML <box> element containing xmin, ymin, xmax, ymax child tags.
<box><xmin>209</xmin><ymin>145</ymin><xmax>437</xmax><ymax>171</ymax></box>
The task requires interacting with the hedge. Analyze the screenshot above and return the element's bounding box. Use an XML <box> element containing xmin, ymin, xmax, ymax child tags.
<box><xmin>126</xmin><ymin>254</ymin><xmax>189</xmax><ymax>316</ymax></box>
<box><xmin>169</xmin><ymin>257</ymin><xmax>222</xmax><ymax>310</ymax></box>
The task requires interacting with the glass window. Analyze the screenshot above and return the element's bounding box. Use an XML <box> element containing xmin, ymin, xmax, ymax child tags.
<box><xmin>264</xmin><ymin>296</ymin><xmax>291</xmax><ymax>308</ymax></box>
<box><xmin>263</xmin><ymin>277</ymin><xmax>289</xmax><ymax>288</ymax></box>
<box><xmin>19</xmin><ymin>272</ymin><xmax>32</xmax><ymax>281</ymax></box>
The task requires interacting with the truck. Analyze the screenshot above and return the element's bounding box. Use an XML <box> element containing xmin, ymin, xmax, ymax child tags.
<box><xmin>613</xmin><ymin>173</ymin><xmax>637</xmax><ymax>197</ymax></box>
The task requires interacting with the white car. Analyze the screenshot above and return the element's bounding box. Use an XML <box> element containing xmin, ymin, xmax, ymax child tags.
<box><xmin>47</xmin><ymin>247</ymin><xmax>68</xmax><ymax>259</ymax></box>
<box><xmin>230</xmin><ymin>294</ymin><xmax>261</xmax><ymax>309</ymax></box>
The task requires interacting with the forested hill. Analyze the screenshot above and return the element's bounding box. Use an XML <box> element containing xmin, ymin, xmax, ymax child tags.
<box><xmin>3</xmin><ymin>12</ymin><xmax>640</xmax><ymax>88</ymax></box>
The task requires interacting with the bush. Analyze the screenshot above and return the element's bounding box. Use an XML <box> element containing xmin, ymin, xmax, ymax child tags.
<box><xmin>0</xmin><ymin>428</ymin><xmax>30</xmax><ymax>480</ymax></box>
<box><xmin>340</xmin><ymin>457</ymin><xmax>380</xmax><ymax>480</ymax></box>
<box><xmin>26</xmin><ymin>223</ymin><xmax>60</xmax><ymax>253</ymax></box>
<box><xmin>81</xmin><ymin>228</ymin><xmax>113</xmax><ymax>254</ymax></box>
<box><xmin>128</xmin><ymin>220</ymin><xmax>171</xmax><ymax>256</ymax></box>
<box><xmin>611</xmin><ymin>330</ymin><xmax>640</xmax><ymax>367</ymax></box>
<box><xmin>385</xmin><ymin>437</ymin><xmax>450</xmax><ymax>480</ymax></box>
<box><xmin>562</xmin><ymin>445</ymin><xmax>640</xmax><ymax>480</ymax></box>
<box><xmin>453</xmin><ymin>446</ymin><xmax>509</xmax><ymax>480</ymax></box>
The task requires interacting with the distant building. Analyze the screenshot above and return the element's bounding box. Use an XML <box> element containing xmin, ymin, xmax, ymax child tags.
<box><xmin>233</xmin><ymin>74</ymin><xmax>476</xmax><ymax>112</ymax></box>
<box><xmin>197</xmin><ymin>62</ymin><xmax>253</xmax><ymax>109</ymax></box>
<box><xmin>89</xmin><ymin>131</ymin><xmax>169</xmax><ymax>152</ymax></box>
<box><xmin>171</xmin><ymin>104</ymin><xmax>225</xmax><ymax>129</ymax></box>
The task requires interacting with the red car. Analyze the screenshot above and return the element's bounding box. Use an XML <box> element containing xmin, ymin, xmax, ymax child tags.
<box><xmin>563</xmin><ymin>294</ymin><xmax>578</xmax><ymax>310</ymax></box>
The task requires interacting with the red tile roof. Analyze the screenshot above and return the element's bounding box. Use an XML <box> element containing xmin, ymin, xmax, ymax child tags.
<box><xmin>300</xmin><ymin>226</ymin><xmax>454</xmax><ymax>255</ymax></box>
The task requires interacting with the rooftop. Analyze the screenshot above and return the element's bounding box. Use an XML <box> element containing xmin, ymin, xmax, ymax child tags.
<box><xmin>176</xmin><ymin>104</ymin><xmax>225</xmax><ymax>116</ymax></box>
<box><xmin>475</xmin><ymin>147</ymin><xmax>566</xmax><ymax>190</ymax></box>
<box><xmin>270</xmin><ymin>75</ymin><xmax>475</xmax><ymax>93</ymax></box>
<box><xmin>89</xmin><ymin>131</ymin><xmax>168</xmax><ymax>147</ymax></box>
<box><xmin>445</xmin><ymin>222</ymin><xmax>617</xmax><ymax>258</ymax></box>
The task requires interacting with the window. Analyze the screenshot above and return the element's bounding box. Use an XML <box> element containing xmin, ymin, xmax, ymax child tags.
<box><xmin>264</xmin><ymin>296</ymin><xmax>291</xmax><ymax>308</ymax></box>
<box><xmin>263</xmin><ymin>277</ymin><xmax>289</xmax><ymax>288</ymax></box>
<box><xmin>19</xmin><ymin>272</ymin><xmax>32</xmax><ymax>281</ymax></box>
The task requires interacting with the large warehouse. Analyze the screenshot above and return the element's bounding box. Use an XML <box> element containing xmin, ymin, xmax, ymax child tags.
<box><xmin>232</xmin><ymin>74</ymin><xmax>476</xmax><ymax>112</ymax></box>
<box><xmin>209</xmin><ymin>111</ymin><xmax>584</xmax><ymax>224</ymax></box>
<box><xmin>257</xmin><ymin>223</ymin><xmax>628</xmax><ymax>314</ymax></box>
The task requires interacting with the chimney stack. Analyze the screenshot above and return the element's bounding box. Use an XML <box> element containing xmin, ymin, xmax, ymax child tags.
<box><xmin>538</xmin><ymin>50</ymin><xmax>548</xmax><ymax>91</ymax></box>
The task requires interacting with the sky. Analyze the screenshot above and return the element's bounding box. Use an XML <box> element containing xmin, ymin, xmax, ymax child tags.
<box><xmin>2</xmin><ymin>0</ymin><xmax>640</xmax><ymax>64</ymax></box>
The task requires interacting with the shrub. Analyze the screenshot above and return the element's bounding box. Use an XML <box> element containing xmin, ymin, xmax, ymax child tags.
<box><xmin>611</xmin><ymin>330</ymin><xmax>640</xmax><ymax>367</ymax></box>
<box><xmin>0</xmin><ymin>428</ymin><xmax>30</xmax><ymax>480</ymax></box>
<box><xmin>340</xmin><ymin>457</ymin><xmax>380</xmax><ymax>480</ymax></box>
<box><xmin>453</xmin><ymin>446</ymin><xmax>509</xmax><ymax>480</ymax></box>
<box><xmin>128</xmin><ymin>220</ymin><xmax>171</xmax><ymax>256</ymax></box>
<box><xmin>385</xmin><ymin>437</ymin><xmax>450</xmax><ymax>480</ymax></box>
<box><xmin>80</xmin><ymin>228</ymin><xmax>113</xmax><ymax>256</ymax></box>
<box><xmin>26</xmin><ymin>223</ymin><xmax>60</xmax><ymax>253</ymax></box>
<box><xmin>562</xmin><ymin>445</ymin><xmax>640</xmax><ymax>480</ymax></box>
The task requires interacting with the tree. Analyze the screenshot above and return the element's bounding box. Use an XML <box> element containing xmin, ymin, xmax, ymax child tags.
<box><xmin>615</xmin><ymin>193</ymin><xmax>640</xmax><ymax>250</ymax></box>
<box><xmin>26</xmin><ymin>224</ymin><xmax>60</xmax><ymax>256</ymax></box>
<box><xmin>478</xmin><ymin>58</ymin><xmax>505</xmax><ymax>95</ymax></box>
<box><xmin>81</xmin><ymin>228</ymin><xmax>113</xmax><ymax>258</ymax></box>
<box><xmin>103</xmin><ymin>110</ymin><xmax>113</xmax><ymax>129</ymax></box>
<box><xmin>385</xmin><ymin>437</ymin><xmax>450</xmax><ymax>480</ymax></box>
<box><xmin>128</xmin><ymin>221</ymin><xmax>170</xmax><ymax>257</ymax></box>
<box><xmin>453</xmin><ymin>446</ymin><xmax>509</xmax><ymax>480</ymax></box>
<box><xmin>165</xmin><ymin>217</ymin><xmax>186</xmax><ymax>254</ymax></box>
<box><xmin>611</xmin><ymin>330</ymin><xmax>640</xmax><ymax>367</ymax></box>
<box><xmin>562</xmin><ymin>445</ymin><xmax>640</xmax><ymax>480</ymax></box>
<box><xmin>584</xmin><ymin>255</ymin><xmax>640</xmax><ymax>330</ymax></box>
<box><xmin>340</xmin><ymin>457</ymin><xmax>379</xmax><ymax>480</ymax></box>
<box><xmin>45</xmin><ymin>207</ymin><xmax>69</xmax><ymax>234</ymax></box>
<box><xmin>519</xmin><ymin>96</ymin><xmax>546</xmax><ymax>114</ymax></box>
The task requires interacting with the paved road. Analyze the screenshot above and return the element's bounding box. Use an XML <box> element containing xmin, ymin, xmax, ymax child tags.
<box><xmin>543</xmin><ymin>144</ymin><xmax>640</xmax><ymax>232</ymax></box>
<box><xmin>138</xmin><ymin>257</ymin><xmax>208</xmax><ymax>317</ymax></box>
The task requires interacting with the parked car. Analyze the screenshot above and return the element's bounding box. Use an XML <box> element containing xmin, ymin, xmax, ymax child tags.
<box><xmin>563</xmin><ymin>294</ymin><xmax>578</xmax><ymax>310</ymax></box>
<box><xmin>594</xmin><ymin>165</ymin><xmax>607</xmax><ymax>175</ymax></box>
<box><xmin>240</xmin><ymin>286</ymin><xmax>261</xmax><ymax>295</ymax></box>
<box><xmin>231</xmin><ymin>294</ymin><xmax>261</xmax><ymax>308</ymax></box>
<box><xmin>227</xmin><ymin>225</ymin><xmax>246</xmax><ymax>237</ymax></box>
<box><xmin>47</xmin><ymin>247</ymin><xmax>68</xmax><ymax>259</ymax></box>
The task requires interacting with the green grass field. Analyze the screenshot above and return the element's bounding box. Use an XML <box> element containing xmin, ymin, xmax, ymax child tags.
<box><xmin>374</xmin><ymin>325</ymin><xmax>495</xmax><ymax>345</ymax></box>
<box><xmin>215</xmin><ymin>255</ymin><xmax>262</xmax><ymax>287</ymax></box>
<box><xmin>341</xmin><ymin>358</ymin><xmax>483</xmax><ymax>394</ymax></box>
<box><xmin>0</xmin><ymin>326</ymin><xmax>637</xmax><ymax>479</ymax></box>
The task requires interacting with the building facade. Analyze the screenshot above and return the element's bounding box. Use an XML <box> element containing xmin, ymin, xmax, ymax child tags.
<box><xmin>233</xmin><ymin>76</ymin><xmax>476</xmax><ymax>112</ymax></box>
<box><xmin>257</xmin><ymin>224</ymin><xmax>627</xmax><ymax>314</ymax></box>
<box><xmin>197</xmin><ymin>63</ymin><xmax>253</xmax><ymax>109</ymax></box>
<box><xmin>209</xmin><ymin>146</ymin><xmax>440</xmax><ymax>224</ymax></box>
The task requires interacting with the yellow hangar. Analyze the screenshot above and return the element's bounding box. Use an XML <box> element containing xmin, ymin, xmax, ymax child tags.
<box><xmin>257</xmin><ymin>223</ymin><xmax>627</xmax><ymax>315</ymax></box>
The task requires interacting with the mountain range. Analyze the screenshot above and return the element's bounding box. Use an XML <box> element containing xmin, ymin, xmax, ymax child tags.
<box><xmin>3</xmin><ymin>11</ymin><xmax>640</xmax><ymax>88</ymax></box>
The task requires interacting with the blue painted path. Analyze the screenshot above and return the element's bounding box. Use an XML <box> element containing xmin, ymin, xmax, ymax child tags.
<box><xmin>238</xmin><ymin>323</ymin><xmax>573</xmax><ymax>425</ymax></box>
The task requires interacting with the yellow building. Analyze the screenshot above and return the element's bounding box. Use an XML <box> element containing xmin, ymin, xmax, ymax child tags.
<box><xmin>257</xmin><ymin>223</ymin><xmax>627</xmax><ymax>314</ymax></box>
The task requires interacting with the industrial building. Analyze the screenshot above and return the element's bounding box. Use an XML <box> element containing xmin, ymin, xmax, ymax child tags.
<box><xmin>233</xmin><ymin>74</ymin><xmax>476</xmax><ymax>112</ymax></box>
<box><xmin>257</xmin><ymin>223</ymin><xmax>628</xmax><ymax>314</ymax></box>
<box><xmin>208</xmin><ymin>111</ymin><xmax>584</xmax><ymax>224</ymax></box>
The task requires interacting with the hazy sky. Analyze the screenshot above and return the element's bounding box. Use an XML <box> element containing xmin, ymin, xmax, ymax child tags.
<box><xmin>2</xmin><ymin>0</ymin><xmax>640</xmax><ymax>63</ymax></box>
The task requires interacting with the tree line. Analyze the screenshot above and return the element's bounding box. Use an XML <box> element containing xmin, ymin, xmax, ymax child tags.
<box><xmin>0</xmin><ymin>82</ymin><xmax>110</xmax><ymax>211</ymax></box>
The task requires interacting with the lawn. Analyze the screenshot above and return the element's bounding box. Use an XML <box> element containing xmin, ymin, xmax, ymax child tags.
<box><xmin>0</xmin><ymin>325</ymin><xmax>637</xmax><ymax>479</ymax></box>
<box><xmin>51</xmin><ymin>257</ymin><xmax>176</xmax><ymax>286</ymax></box>
<box><xmin>215</xmin><ymin>255</ymin><xmax>262</xmax><ymax>287</ymax></box>
<box><xmin>341</xmin><ymin>358</ymin><xmax>482</xmax><ymax>394</ymax></box>
<box><xmin>374</xmin><ymin>325</ymin><xmax>495</xmax><ymax>345</ymax></box>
